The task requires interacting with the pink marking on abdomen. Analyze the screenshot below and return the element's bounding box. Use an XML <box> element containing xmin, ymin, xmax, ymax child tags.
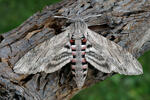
<box><xmin>71</xmin><ymin>65</ymin><xmax>75</xmax><ymax>69</ymax></box>
<box><xmin>82</xmin><ymin>45</ymin><xmax>86</xmax><ymax>50</ymax></box>
<box><xmin>71</xmin><ymin>45</ymin><xmax>76</xmax><ymax>50</ymax></box>
<box><xmin>82</xmin><ymin>58</ymin><xmax>86</xmax><ymax>62</ymax></box>
<box><xmin>72</xmin><ymin>52</ymin><xmax>76</xmax><ymax>55</ymax></box>
<box><xmin>82</xmin><ymin>65</ymin><xmax>87</xmax><ymax>69</ymax></box>
<box><xmin>82</xmin><ymin>51</ymin><xmax>86</xmax><ymax>55</ymax></box>
<box><xmin>71</xmin><ymin>59</ymin><xmax>76</xmax><ymax>62</ymax></box>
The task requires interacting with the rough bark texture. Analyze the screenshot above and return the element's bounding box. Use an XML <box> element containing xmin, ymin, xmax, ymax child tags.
<box><xmin>0</xmin><ymin>0</ymin><xmax>150</xmax><ymax>100</ymax></box>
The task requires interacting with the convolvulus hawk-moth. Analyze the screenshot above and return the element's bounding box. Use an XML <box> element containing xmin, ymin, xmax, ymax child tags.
<box><xmin>13</xmin><ymin>17</ymin><xmax>143</xmax><ymax>88</ymax></box>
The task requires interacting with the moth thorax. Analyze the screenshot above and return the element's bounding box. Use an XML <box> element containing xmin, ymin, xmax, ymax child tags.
<box><xmin>72</xmin><ymin>33</ymin><xmax>84</xmax><ymax>39</ymax></box>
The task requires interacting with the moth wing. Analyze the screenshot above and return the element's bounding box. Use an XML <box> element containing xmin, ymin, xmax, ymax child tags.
<box><xmin>14</xmin><ymin>31</ymin><xmax>72</xmax><ymax>74</ymax></box>
<box><xmin>85</xmin><ymin>29</ymin><xmax>143</xmax><ymax>75</ymax></box>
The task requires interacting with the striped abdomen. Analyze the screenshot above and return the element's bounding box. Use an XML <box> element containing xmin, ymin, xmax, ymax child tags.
<box><xmin>70</xmin><ymin>37</ymin><xmax>88</xmax><ymax>88</ymax></box>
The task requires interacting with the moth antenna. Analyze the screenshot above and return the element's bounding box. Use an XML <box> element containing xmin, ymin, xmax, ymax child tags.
<box><xmin>83</xmin><ymin>14</ymin><xmax>102</xmax><ymax>20</ymax></box>
<box><xmin>54</xmin><ymin>14</ymin><xmax>102</xmax><ymax>22</ymax></box>
<box><xmin>54</xmin><ymin>16</ymin><xmax>72</xmax><ymax>20</ymax></box>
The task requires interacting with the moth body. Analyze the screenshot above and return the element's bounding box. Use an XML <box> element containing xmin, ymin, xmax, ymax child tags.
<box><xmin>70</xmin><ymin>35</ymin><xmax>88</xmax><ymax>88</ymax></box>
<box><xmin>14</xmin><ymin>19</ymin><xmax>143</xmax><ymax>89</ymax></box>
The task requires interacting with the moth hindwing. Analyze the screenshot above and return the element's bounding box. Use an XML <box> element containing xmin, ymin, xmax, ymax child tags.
<box><xmin>14</xmin><ymin>19</ymin><xmax>143</xmax><ymax>88</ymax></box>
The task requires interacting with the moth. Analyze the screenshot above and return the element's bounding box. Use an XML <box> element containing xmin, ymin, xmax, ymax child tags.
<box><xmin>13</xmin><ymin>17</ymin><xmax>143</xmax><ymax>88</ymax></box>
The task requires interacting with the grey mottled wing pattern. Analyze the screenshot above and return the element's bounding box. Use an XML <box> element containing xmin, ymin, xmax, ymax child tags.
<box><xmin>86</xmin><ymin>29</ymin><xmax>143</xmax><ymax>75</ymax></box>
<box><xmin>14</xmin><ymin>31</ymin><xmax>72</xmax><ymax>74</ymax></box>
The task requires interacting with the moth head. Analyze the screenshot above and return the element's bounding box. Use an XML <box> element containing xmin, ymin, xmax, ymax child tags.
<box><xmin>69</xmin><ymin>21</ymin><xmax>88</xmax><ymax>38</ymax></box>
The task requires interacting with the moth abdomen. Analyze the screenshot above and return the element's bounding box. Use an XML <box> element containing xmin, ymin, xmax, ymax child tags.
<box><xmin>69</xmin><ymin>34</ymin><xmax>89</xmax><ymax>88</ymax></box>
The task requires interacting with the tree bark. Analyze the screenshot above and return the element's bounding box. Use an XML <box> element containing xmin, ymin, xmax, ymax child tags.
<box><xmin>0</xmin><ymin>0</ymin><xmax>150</xmax><ymax>100</ymax></box>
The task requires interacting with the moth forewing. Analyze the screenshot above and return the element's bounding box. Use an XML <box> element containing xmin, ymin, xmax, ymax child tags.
<box><xmin>13</xmin><ymin>30</ymin><xmax>72</xmax><ymax>74</ymax></box>
<box><xmin>86</xmin><ymin>29</ymin><xmax>143</xmax><ymax>75</ymax></box>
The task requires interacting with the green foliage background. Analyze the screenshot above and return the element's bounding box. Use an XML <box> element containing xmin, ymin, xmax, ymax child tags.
<box><xmin>0</xmin><ymin>0</ymin><xmax>150</xmax><ymax>100</ymax></box>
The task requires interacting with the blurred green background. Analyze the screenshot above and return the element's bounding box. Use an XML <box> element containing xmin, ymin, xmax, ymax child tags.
<box><xmin>0</xmin><ymin>0</ymin><xmax>150</xmax><ymax>100</ymax></box>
